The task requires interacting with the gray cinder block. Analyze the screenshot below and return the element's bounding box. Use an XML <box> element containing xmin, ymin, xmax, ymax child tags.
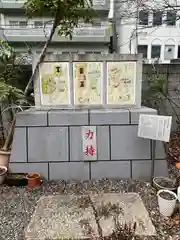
<box><xmin>111</xmin><ymin>126</ymin><xmax>151</xmax><ymax>160</ymax></box>
<box><xmin>10</xmin><ymin>127</ymin><xmax>27</xmax><ymax>162</ymax></box>
<box><xmin>28</xmin><ymin>127</ymin><xmax>68</xmax><ymax>162</ymax></box>
<box><xmin>90</xmin><ymin>109</ymin><xmax>129</xmax><ymax>125</ymax></box>
<box><xmin>91</xmin><ymin>161</ymin><xmax>130</xmax><ymax>179</ymax></box>
<box><xmin>48</xmin><ymin>109</ymin><xmax>88</xmax><ymax>126</ymax></box>
<box><xmin>49</xmin><ymin>162</ymin><xmax>90</xmax><ymax>180</ymax></box>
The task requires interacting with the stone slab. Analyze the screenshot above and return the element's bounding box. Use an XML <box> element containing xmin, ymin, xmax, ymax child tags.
<box><xmin>28</xmin><ymin>127</ymin><xmax>69</xmax><ymax>162</ymax></box>
<box><xmin>48</xmin><ymin>110</ymin><xmax>88</xmax><ymax>126</ymax></box>
<box><xmin>70</xmin><ymin>126</ymin><xmax>110</xmax><ymax>161</ymax></box>
<box><xmin>16</xmin><ymin>110</ymin><xmax>48</xmax><ymax>127</ymax></box>
<box><xmin>49</xmin><ymin>162</ymin><xmax>90</xmax><ymax>180</ymax></box>
<box><xmin>155</xmin><ymin>141</ymin><xmax>166</xmax><ymax>159</ymax></box>
<box><xmin>91</xmin><ymin>161</ymin><xmax>130</xmax><ymax>179</ymax></box>
<box><xmin>111</xmin><ymin>126</ymin><xmax>151</xmax><ymax>160</ymax></box>
<box><xmin>9</xmin><ymin>163</ymin><xmax>48</xmax><ymax>179</ymax></box>
<box><xmin>132</xmin><ymin>160</ymin><xmax>169</xmax><ymax>181</ymax></box>
<box><xmin>10</xmin><ymin>128</ymin><xmax>27</xmax><ymax>162</ymax></box>
<box><xmin>96</xmin><ymin>126</ymin><xmax>110</xmax><ymax>160</ymax></box>
<box><xmin>25</xmin><ymin>193</ymin><xmax>156</xmax><ymax>240</ymax></box>
<box><xmin>130</xmin><ymin>107</ymin><xmax>157</xmax><ymax>124</ymax></box>
<box><xmin>90</xmin><ymin>109</ymin><xmax>129</xmax><ymax>125</ymax></box>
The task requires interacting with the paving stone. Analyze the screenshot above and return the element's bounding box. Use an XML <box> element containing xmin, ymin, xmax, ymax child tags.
<box><xmin>25</xmin><ymin>193</ymin><xmax>156</xmax><ymax>239</ymax></box>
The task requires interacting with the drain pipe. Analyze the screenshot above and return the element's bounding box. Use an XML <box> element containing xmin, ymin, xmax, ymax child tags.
<box><xmin>108</xmin><ymin>0</ymin><xmax>115</xmax><ymax>53</ymax></box>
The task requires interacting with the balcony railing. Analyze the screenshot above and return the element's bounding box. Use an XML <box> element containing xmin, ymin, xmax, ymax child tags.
<box><xmin>0</xmin><ymin>0</ymin><xmax>109</xmax><ymax>11</ymax></box>
<box><xmin>3</xmin><ymin>24</ymin><xmax>111</xmax><ymax>42</ymax></box>
<box><xmin>4</xmin><ymin>27</ymin><xmax>50</xmax><ymax>37</ymax></box>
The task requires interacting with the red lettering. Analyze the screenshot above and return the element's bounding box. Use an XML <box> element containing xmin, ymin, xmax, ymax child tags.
<box><xmin>86</xmin><ymin>129</ymin><xmax>94</xmax><ymax>139</ymax></box>
<box><xmin>84</xmin><ymin>145</ymin><xmax>96</xmax><ymax>156</ymax></box>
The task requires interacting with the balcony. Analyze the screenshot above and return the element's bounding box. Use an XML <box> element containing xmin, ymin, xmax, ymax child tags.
<box><xmin>0</xmin><ymin>0</ymin><xmax>24</xmax><ymax>10</ymax></box>
<box><xmin>3</xmin><ymin>24</ymin><xmax>111</xmax><ymax>43</ymax></box>
<box><xmin>0</xmin><ymin>0</ymin><xmax>109</xmax><ymax>11</ymax></box>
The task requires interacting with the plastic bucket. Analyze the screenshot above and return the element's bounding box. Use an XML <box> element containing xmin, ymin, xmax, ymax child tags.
<box><xmin>157</xmin><ymin>189</ymin><xmax>178</xmax><ymax>217</ymax></box>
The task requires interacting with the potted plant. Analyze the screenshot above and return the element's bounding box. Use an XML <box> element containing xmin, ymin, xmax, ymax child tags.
<box><xmin>5</xmin><ymin>173</ymin><xmax>28</xmax><ymax>187</ymax></box>
<box><xmin>153</xmin><ymin>176</ymin><xmax>176</xmax><ymax>191</ymax></box>
<box><xmin>0</xmin><ymin>165</ymin><xmax>8</xmax><ymax>184</ymax></box>
<box><xmin>157</xmin><ymin>189</ymin><xmax>178</xmax><ymax>217</ymax></box>
<box><xmin>0</xmin><ymin>40</ymin><xmax>30</xmax><ymax>168</ymax></box>
<box><xmin>26</xmin><ymin>172</ymin><xmax>41</xmax><ymax>189</ymax></box>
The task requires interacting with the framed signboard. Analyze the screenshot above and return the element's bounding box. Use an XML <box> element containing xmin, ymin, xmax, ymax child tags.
<box><xmin>138</xmin><ymin>114</ymin><xmax>172</xmax><ymax>142</ymax></box>
<box><xmin>107</xmin><ymin>62</ymin><xmax>136</xmax><ymax>105</ymax></box>
<box><xmin>82</xmin><ymin>126</ymin><xmax>97</xmax><ymax>161</ymax></box>
<box><xmin>39</xmin><ymin>62</ymin><xmax>70</xmax><ymax>105</ymax></box>
<box><xmin>73</xmin><ymin>62</ymin><xmax>103</xmax><ymax>105</ymax></box>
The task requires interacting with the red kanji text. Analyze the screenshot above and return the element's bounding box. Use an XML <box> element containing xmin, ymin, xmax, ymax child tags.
<box><xmin>85</xmin><ymin>129</ymin><xmax>94</xmax><ymax>139</ymax></box>
<box><xmin>84</xmin><ymin>145</ymin><xmax>96</xmax><ymax>156</ymax></box>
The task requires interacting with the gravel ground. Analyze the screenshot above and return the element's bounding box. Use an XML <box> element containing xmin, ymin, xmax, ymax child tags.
<box><xmin>0</xmin><ymin>179</ymin><xmax>180</xmax><ymax>240</ymax></box>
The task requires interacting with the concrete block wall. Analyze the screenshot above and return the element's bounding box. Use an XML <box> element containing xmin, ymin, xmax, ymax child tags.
<box><xmin>10</xmin><ymin>106</ymin><xmax>169</xmax><ymax>181</ymax></box>
<box><xmin>143</xmin><ymin>64</ymin><xmax>180</xmax><ymax>131</ymax></box>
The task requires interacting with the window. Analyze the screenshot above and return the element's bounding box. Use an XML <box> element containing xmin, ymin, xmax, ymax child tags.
<box><xmin>138</xmin><ymin>45</ymin><xmax>148</xmax><ymax>58</ymax></box>
<box><xmin>19</xmin><ymin>21</ymin><xmax>27</xmax><ymax>28</ymax></box>
<box><xmin>178</xmin><ymin>46</ymin><xmax>180</xmax><ymax>58</ymax></box>
<box><xmin>153</xmin><ymin>11</ymin><xmax>162</xmax><ymax>26</ymax></box>
<box><xmin>167</xmin><ymin>11</ymin><xmax>176</xmax><ymax>26</ymax></box>
<box><xmin>9</xmin><ymin>21</ymin><xmax>19</xmax><ymax>28</ymax></box>
<box><xmin>151</xmin><ymin>45</ymin><xmax>161</xmax><ymax>58</ymax></box>
<box><xmin>34</xmin><ymin>21</ymin><xmax>43</xmax><ymax>28</ymax></box>
<box><xmin>9</xmin><ymin>21</ymin><xmax>27</xmax><ymax>28</ymax></box>
<box><xmin>139</xmin><ymin>11</ymin><xmax>148</xmax><ymax>25</ymax></box>
<box><xmin>164</xmin><ymin>45</ymin><xmax>175</xmax><ymax>60</ymax></box>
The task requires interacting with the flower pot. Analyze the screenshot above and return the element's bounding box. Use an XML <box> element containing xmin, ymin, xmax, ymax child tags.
<box><xmin>153</xmin><ymin>177</ymin><xmax>176</xmax><ymax>191</ymax></box>
<box><xmin>5</xmin><ymin>173</ymin><xmax>28</xmax><ymax>187</ymax></box>
<box><xmin>0</xmin><ymin>166</ymin><xmax>8</xmax><ymax>185</ymax></box>
<box><xmin>26</xmin><ymin>172</ymin><xmax>41</xmax><ymax>189</ymax></box>
<box><xmin>157</xmin><ymin>189</ymin><xmax>178</xmax><ymax>217</ymax></box>
<box><xmin>177</xmin><ymin>186</ymin><xmax>180</xmax><ymax>214</ymax></box>
<box><xmin>0</xmin><ymin>150</ymin><xmax>10</xmax><ymax>168</ymax></box>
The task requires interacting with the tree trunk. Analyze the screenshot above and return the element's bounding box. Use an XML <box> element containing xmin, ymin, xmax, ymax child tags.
<box><xmin>24</xmin><ymin>14</ymin><xmax>59</xmax><ymax>96</ymax></box>
<box><xmin>2</xmin><ymin>116</ymin><xmax>16</xmax><ymax>151</ymax></box>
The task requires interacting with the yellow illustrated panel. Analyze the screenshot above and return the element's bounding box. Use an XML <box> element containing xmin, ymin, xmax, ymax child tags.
<box><xmin>73</xmin><ymin>62</ymin><xmax>103</xmax><ymax>105</ymax></box>
<box><xmin>107</xmin><ymin>62</ymin><xmax>136</xmax><ymax>105</ymax></box>
<box><xmin>39</xmin><ymin>62</ymin><xmax>70</xmax><ymax>105</ymax></box>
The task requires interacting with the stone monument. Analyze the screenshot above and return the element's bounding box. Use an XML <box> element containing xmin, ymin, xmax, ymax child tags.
<box><xmin>10</xmin><ymin>53</ymin><xmax>168</xmax><ymax>180</ymax></box>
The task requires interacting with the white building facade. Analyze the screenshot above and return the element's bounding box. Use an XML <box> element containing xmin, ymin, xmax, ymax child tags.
<box><xmin>0</xmin><ymin>0</ymin><xmax>180</xmax><ymax>64</ymax></box>
<box><xmin>117</xmin><ymin>0</ymin><xmax>180</xmax><ymax>64</ymax></box>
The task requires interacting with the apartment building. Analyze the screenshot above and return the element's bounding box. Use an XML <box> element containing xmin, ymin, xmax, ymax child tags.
<box><xmin>0</xmin><ymin>0</ymin><xmax>114</xmax><ymax>64</ymax></box>
<box><xmin>118</xmin><ymin>0</ymin><xmax>180</xmax><ymax>64</ymax></box>
<box><xmin>1</xmin><ymin>0</ymin><xmax>179</xmax><ymax>65</ymax></box>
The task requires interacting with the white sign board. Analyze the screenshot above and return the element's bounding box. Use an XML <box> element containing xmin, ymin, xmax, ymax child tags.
<box><xmin>138</xmin><ymin>114</ymin><xmax>172</xmax><ymax>142</ymax></box>
<box><xmin>82</xmin><ymin>126</ymin><xmax>97</xmax><ymax>161</ymax></box>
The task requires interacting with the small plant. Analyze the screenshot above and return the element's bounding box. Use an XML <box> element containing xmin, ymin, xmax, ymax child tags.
<box><xmin>76</xmin><ymin>195</ymin><xmax>136</xmax><ymax>240</ymax></box>
<box><xmin>0</xmin><ymin>40</ymin><xmax>30</xmax><ymax>167</ymax></box>
<box><xmin>0</xmin><ymin>41</ymin><xmax>28</xmax><ymax>145</ymax></box>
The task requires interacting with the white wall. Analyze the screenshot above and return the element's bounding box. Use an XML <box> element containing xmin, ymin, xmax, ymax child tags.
<box><xmin>115</xmin><ymin>0</ymin><xmax>180</xmax><ymax>62</ymax></box>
